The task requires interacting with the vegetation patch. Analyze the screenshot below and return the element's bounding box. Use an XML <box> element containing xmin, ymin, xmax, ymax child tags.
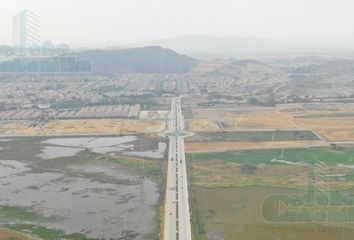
<box><xmin>4</xmin><ymin>224</ymin><xmax>92</xmax><ymax>240</ymax></box>
<box><xmin>190</xmin><ymin>186</ymin><xmax>354</xmax><ymax>240</ymax></box>
<box><xmin>0</xmin><ymin>206</ymin><xmax>42</xmax><ymax>222</ymax></box>
<box><xmin>188</xmin><ymin>147</ymin><xmax>354</xmax><ymax>166</ymax></box>
<box><xmin>112</xmin><ymin>156</ymin><xmax>163</xmax><ymax>188</ymax></box>
<box><xmin>189</xmin><ymin>146</ymin><xmax>354</xmax><ymax>239</ymax></box>
<box><xmin>187</xmin><ymin>130</ymin><xmax>319</xmax><ymax>142</ymax></box>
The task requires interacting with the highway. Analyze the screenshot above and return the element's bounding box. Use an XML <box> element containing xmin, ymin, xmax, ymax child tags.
<box><xmin>163</xmin><ymin>96</ymin><xmax>192</xmax><ymax>240</ymax></box>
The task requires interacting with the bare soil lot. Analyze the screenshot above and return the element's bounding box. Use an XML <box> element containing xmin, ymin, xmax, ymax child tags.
<box><xmin>189</xmin><ymin>103</ymin><xmax>354</xmax><ymax>142</ymax></box>
<box><xmin>187</xmin><ymin>119</ymin><xmax>221</xmax><ymax>132</ymax></box>
<box><xmin>0</xmin><ymin>229</ymin><xmax>37</xmax><ymax>240</ymax></box>
<box><xmin>0</xmin><ymin>119</ymin><xmax>165</xmax><ymax>136</ymax></box>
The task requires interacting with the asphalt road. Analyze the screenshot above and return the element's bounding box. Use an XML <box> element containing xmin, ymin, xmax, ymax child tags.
<box><xmin>163</xmin><ymin>97</ymin><xmax>192</xmax><ymax>240</ymax></box>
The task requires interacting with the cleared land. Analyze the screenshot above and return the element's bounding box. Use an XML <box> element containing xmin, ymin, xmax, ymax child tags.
<box><xmin>139</xmin><ymin>110</ymin><xmax>169</xmax><ymax>120</ymax></box>
<box><xmin>187</xmin><ymin>119</ymin><xmax>221</xmax><ymax>132</ymax></box>
<box><xmin>189</xmin><ymin>147</ymin><xmax>354</xmax><ymax>240</ymax></box>
<box><xmin>0</xmin><ymin>119</ymin><xmax>165</xmax><ymax>136</ymax></box>
<box><xmin>293</xmin><ymin>118</ymin><xmax>354</xmax><ymax>142</ymax></box>
<box><xmin>189</xmin><ymin>103</ymin><xmax>354</xmax><ymax>142</ymax></box>
<box><xmin>0</xmin><ymin>228</ymin><xmax>38</xmax><ymax>240</ymax></box>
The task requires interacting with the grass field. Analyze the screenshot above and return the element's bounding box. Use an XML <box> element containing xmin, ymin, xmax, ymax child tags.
<box><xmin>3</xmin><ymin>225</ymin><xmax>91</xmax><ymax>240</ymax></box>
<box><xmin>0</xmin><ymin>119</ymin><xmax>165</xmax><ymax>136</ymax></box>
<box><xmin>191</xmin><ymin>186</ymin><xmax>354</xmax><ymax>240</ymax></box>
<box><xmin>189</xmin><ymin>147</ymin><xmax>354</xmax><ymax>190</ymax></box>
<box><xmin>188</xmin><ymin>147</ymin><xmax>354</xmax><ymax>166</ymax></box>
<box><xmin>185</xmin><ymin>140</ymin><xmax>327</xmax><ymax>153</ymax></box>
<box><xmin>189</xmin><ymin>147</ymin><xmax>354</xmax><ymax>239</ymax></box>
<box><xmin>187</xmin><ymin>130</ymin><xmax>319</xmax><ymax>142</ymax></box>
<box><xmin>0</xmin><ymin>206</ymin><xmax>42</xmax><ymax>222</ymax></box>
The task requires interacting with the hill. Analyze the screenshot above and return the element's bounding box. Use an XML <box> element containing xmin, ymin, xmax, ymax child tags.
<box><xmin>72</xmin><ymin>46</ymin><xmax>198</xmax><ymax>74</ymax></box>
<box><xmin>130</xmin><ymin>35</ymin><xmax>300</xmax><ymax>58</ymax></box>
<box><xmin>130</xmin><ymin>35</ymin><xmax>354</xmax><ymax>58</ymax></box>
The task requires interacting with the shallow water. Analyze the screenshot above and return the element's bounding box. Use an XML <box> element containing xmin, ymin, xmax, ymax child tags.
<box><xmin>43</xmin><ymin>136</ymin><xmax>137</xmax><ymax>148</ymax></box>
<box><xmin>0</xmin><ymin>137</ymin><xmax>161</xmax><ymax>239</ymax></box>
<box><xmin>37</xmin><ymin>146</ymin><xmax>83</xmax><ymax>159</ymax></box>
<box><xmin>124</xmin><ymin>142</ymin><xmax>167</xmax><ymax>159</ymax></box>
<box><xmin>0</xmin><ymin>160</ymin><xmax>31</xmax><ymax>178</ymax></box>
<box><xmin>39</xmin><ymin>136</ymin><xmax>165</xmax><ymax>159</ymax></box>
<box><xmin>0</xmin><ymin>138</ymin><xmax>13</xmax><ymax>142</ymax></box>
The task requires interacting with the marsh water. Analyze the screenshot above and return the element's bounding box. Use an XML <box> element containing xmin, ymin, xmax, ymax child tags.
<box><xmin>0</xmin><ymin>136</ymin><xmax>165</xmax><ymax>239</ymax></box>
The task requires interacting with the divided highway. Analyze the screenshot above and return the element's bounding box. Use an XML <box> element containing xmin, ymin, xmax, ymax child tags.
<box><xmin>163</xmin><ymin>97</ymin><xmax>192</xmax><ymax>240</ymax></box>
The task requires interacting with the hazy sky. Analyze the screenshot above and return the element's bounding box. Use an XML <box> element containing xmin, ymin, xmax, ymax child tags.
<box><xmin>1</xmin><ymin>0</ymin><xmax>354</xmax><ymax>47</ymax></box>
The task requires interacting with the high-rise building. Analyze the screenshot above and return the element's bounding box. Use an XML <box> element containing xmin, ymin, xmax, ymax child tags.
<box><xmin>12</xmin><ymin>9</ymin><xmax>40</xmax><ymax>55</ymax></box>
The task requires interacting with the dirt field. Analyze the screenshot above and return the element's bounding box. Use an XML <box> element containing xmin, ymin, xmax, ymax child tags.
<box><xmin>189</xmin><ymin>108</ymin><xmax>299</xmax><ymax>132</ymax></box>
<box><xmin>293</xmin><ymin>118</ymin><xmax>354</xmax><ymax>141</ymax></box>
<box><xmin>0</xmin><ymin>229</ymin><xmax>37</xmax><ymax>240</ymax></box>
<box><xmin>0</xmin><ymin>119</ymin><xmax>165</xmax><ymax>136</ymax></box>
<box><xmin>190</xmin><ymin>103</ymin><xmax>354</xmax><ymax>142</ymax></box>
<box><xmin>187</xmin><ymin>119</ymin><xmax>221</xmax><ymax>132</ymax></box>
<box><xmin>185</xmin><ymin>140</ymin><xmax>327</xmax><ymax>153</ymax></box>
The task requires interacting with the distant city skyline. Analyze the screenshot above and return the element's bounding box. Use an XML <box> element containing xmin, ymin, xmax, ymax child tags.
<box><xmin>2</xmin><ymin>0</ymin><xmax>354</xmax><ymax>48</ymax></box>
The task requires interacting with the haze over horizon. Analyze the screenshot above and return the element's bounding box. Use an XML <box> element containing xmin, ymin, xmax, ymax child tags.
<box><xmin>3</xmin><ymin>2</ymin><xmax>354</xmax><ymax>240</ymax></box>
<box><xmin>2</xmin><ymin>0</ymin><xmax>354</xmax><ymax>48</ymax></box>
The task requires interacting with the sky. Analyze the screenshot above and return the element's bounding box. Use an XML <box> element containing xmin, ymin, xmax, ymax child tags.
<box><xmin>1</xmin><ymin>0</ymin><xmax>354</xmax><ymax>48</ymax></box>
